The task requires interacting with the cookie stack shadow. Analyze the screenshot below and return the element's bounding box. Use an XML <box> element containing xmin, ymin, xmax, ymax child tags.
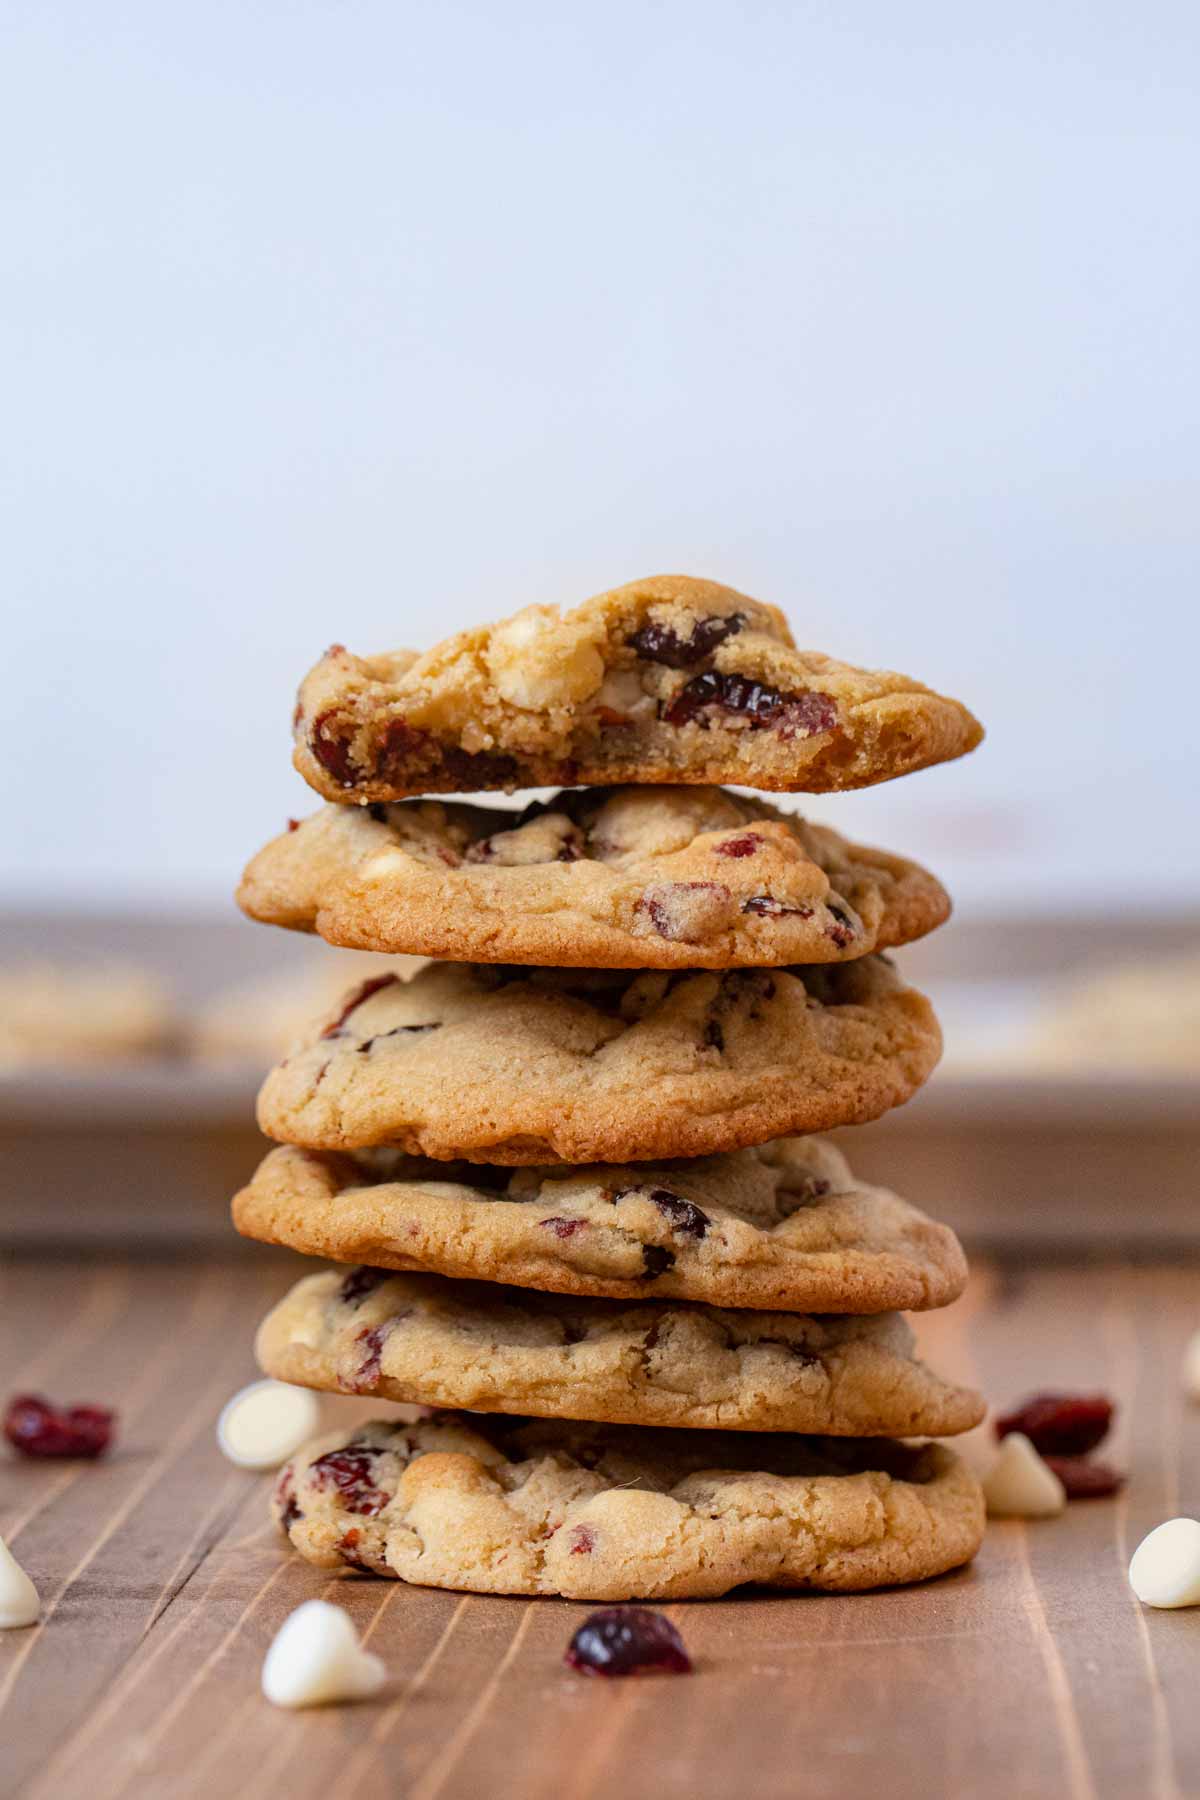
<box><xmin>232</xmin><ymin>575</ymin><xmax>987</xmax><ymax>1601</ymax></box>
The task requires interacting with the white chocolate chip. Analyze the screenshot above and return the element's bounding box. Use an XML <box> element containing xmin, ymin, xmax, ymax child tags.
<box><xmin>217</xmin><ymin>1380</ymin><xmax>321</xmax><ymax>1471</ymax></box>
<box><xmin>1129</xmin><ymin>1518</ymin><xmax>1200</xmax><ymax>1608</ymax></box>
<box><xmin>981</xmin><ymin>1432</ymin><xmax>1067</xmax><ymax>1518</ymax></box>
<box><xmin>0</xmin><ymin>1536</ymin><xmax>40</xmax><ymax>1629</ymax></box>
<box><xmin>486</xmin><ymin>607</ymin><xmax>605</xmax><ymax>709</ymax></box>
<box><xmin>1181</xmin><ymin>1329</ymin><xmax>1200</xmax><ymax>1401</ymax></box>
<box><xmin>262</xmin><ymin>1599</ymin><xmax>386</xmax><ymax>1709</ymax></box>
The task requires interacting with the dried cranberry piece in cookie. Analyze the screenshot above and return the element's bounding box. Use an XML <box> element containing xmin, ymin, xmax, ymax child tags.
<box><xmin>825</xmin><ymin>904</ymin><xmax>857</xmax><ymax>948</ymax></box>
<box><xmin>565</xmin><ymin>1607</ymin><xmax>692</xmax><ymax>1677</ymax></box>
<box><xmin>635</xmin><ymin>881</ymin><xmax>734</xmax><ymax>942</ymax></box>
<box><xmin>338</xmin><ymin>1267</ymin><xmax>391</xmax><ymax>1307</ymax></box>
<box><xmin>321</xmin><ymin>974</ymin><xmax>402</xmax><ymax>1037</ymax></box>
<box><xmin>350</xmin><ymin>1324</ymin><xmax>393</xmax><ymax>1391</ymax></box>
<box><xmin>309</xmin><ymin>710</ymin><xmax>361</xmax><ymax>787</ymax></box>
<box><xmin>995</xmin><ymin>1393</ymin><xmax>1114</xmax><ymax>1457</ymax></box>
<box><xmin>742</xmin><ymin>895</ymin><xmax>815</xmax><ymax>919</ymax></box>
<box><xmin>714</xmin><ymin>831</ymin><xmax>764</xmax><ymax>858</ymax></box>
<box><xmin>647</xmin><ymin>1188</ymin><xmax>710</xmax><ymax>1240</ymax></box>
<box><xmin>662</xmin><ymin>671</ymin><xmax>837</xmax><ymax>739</ymax></box>
<box><xmin>309</xmin><ymin>1445</ymin><xmax>390</xmax><ymax>1515</ymax></box>
<box><xmin>1043</xmin><ymin>1457</ymin><xmax>1125</xmax><ymax>1499</ymax></box>
<box><xmin>628</xmin><ymin>612</ymin><xmax>745</xmax><ymax>668</ymax></box>
<box><xmin>3</xmin><ymin>1394</ymin><xmax>115</xmax><ymax>1459</ymax></box>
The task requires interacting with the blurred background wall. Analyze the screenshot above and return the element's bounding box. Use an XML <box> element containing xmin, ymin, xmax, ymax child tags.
<box><xmin>4</xmin><ymin>0</ymin><xmax>1199</xmax><ymax>918</ymax></box>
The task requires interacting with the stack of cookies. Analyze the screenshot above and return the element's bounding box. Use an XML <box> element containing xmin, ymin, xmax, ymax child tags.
<box><xmin>233</xmin><ymin>575</ymin><xmax>988</xmax><ymax>1601</ymax></box>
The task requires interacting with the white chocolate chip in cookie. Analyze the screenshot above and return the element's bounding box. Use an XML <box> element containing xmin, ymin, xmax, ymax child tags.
<box><xmin>261</xmin><ymin>1600</ymin><xmax>386</xmax><ymax>1708</ymax></box>
<box><xmin>0</xmin><ymin>1536</ymin><xmax>40</xmax><ymax>1629</ymax></box>
<box><xmin>486</xmin><ymin>607</ymin><xmax>605</xmax><ymax>710</ymax></box>
<box><xmin>217</xmin><ymin>1379</ymin><xmax>321</xmax><ymax>1471</ymax></box>
<box><xmin>1129</xmin><ymin>1518</ymin><xmax>1200</xmax><ymax>1609</ymax></box>
<box><xmin>981</xmin><ymin>1432</ymin><xmax>1066</xmax><ymax>1518</ymax></box>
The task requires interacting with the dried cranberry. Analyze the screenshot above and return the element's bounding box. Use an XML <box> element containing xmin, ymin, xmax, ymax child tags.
<box><xmin>714</xmin><ymin>832</ymin><xmax>763</xmax><ymax>857</ymax></box>
<box><xmin>568</xmin><ymin>1525</ymin><xmax>596</xmax><ymax>1555</ymax></box>
<box><xmin>439</xmin><ymin>747</ymin><xmax>520</xmax><ymax>788</ymax></box>
<box><xmin>995</xmin><ymin>1393</ymin><xmax>1114</xmax><ymax>1457</ymax></box>
<box><xmin>338</xmin><ymin>1528</ymin><xmax>372</xmax><ymax>1570</ymax></box>
<box><xmin>1044</xmin><ymin>1457</ymin><xmax>1125</xmax><ymax>1499</ymax></box>
<box><xmin>825</xmin><ymin>904</ymin><xmax>856</xmax><ymax>948</ymax></box>
<box><xmin>339</xmin><ymin>1266</ymin><xmax>390</xmax><ymax>1306</ymax></box>
<box><xmin>309</xmin><ymin>1446</ymin><xmax>389</xmax><ymax>1515</ymax></box>
<box><xmin>539</xmin><ymin>1216</ymin><xmax>587</xmax><ymax>1240</ymax></box>
<box><xmin>636</xmin><ymin>881</ymin><xmax>730</xmax><ymax>940</ymax></box>
<box><xmin>647</xmin><ymin>1189</ymin><xmax>710</xmax><ymax>1239</ymax></box>
<box><xmin>286</xmin><ymin>817</ymin><xmax>301</xmax><ymax>833</ymax></box>
<box><xmin>377</xmin><ymin>716</ymin><xmax>428</xmax><ymax>773</ymax></box>
<box><xmin>662</xmin><ymin>672</ymin><xmax>836</xmax><ymax>739</ymax></box>
<box><xmin>565</xmin><ymin>1608</ymin><xmax>692</xmax><ymax>1677</ymax></box>
<box><xmin>310</xmin><ymin>710</ymin><xmax>360</xmax><ymax>786</ymax></box>
<box><xmin>4</xmin><ymin>1394</ymin><xmax>115</xmax><ymax>1459</ymax></box>
<box><xmin>742</xmin><ymin>895</ymin><xmax>814</xmax><ymax>918</ymax></box>
<box><xmin>321</xmin><ymin>973</ymin><xmax>401</xmax><ymax>1037</ymax></box>
<box><xmin>352</xmin><ymin>1324</ymin><xmax>391</xmax><ymax>1390</ymax></box>
<box><xmin>641</xmin><ymin>1245</ymin><xmax>675</xmax><ymax>1280</ymax></box>
<box><xmin>628</xmin><ymin>613</ymin><xmax>744</xmax><ymax>668</ymax></box>
<box><xmin>275</xmin><ymin>1468</ymin><xmax>303</xmax><ymax>1531</ymax></box>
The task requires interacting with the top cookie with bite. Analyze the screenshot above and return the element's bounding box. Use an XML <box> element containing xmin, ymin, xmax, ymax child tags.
<box><xmin>293</xmin><ymin>575</ymin><xmax>983</xmax><ymax>803</ymax></box>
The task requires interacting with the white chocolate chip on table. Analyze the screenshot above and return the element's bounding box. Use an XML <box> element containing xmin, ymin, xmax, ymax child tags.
<box><xmin>262</xmin><ymin>1600</ymin><xmax>386</xmax><ymax>1709</ymax></box>
<box><xmin>0</xmin><ymin>1536</ymin><xmax>40</xmax><ymax>1629</ymax></box>
<box><xmin>981</xmin><ymin>1433</ymin><xmax>1067</xmax><ymax>1519</ymax></box>
<box><xmin>1129</xmin><ymin>1519</ymin><xmax>1200</xmax><ymax>1609</ymax></box>
<box><xmin>217</xmin><ymin>1380</ymin><xmax>322</xmax><ymax>1471</ymax></box>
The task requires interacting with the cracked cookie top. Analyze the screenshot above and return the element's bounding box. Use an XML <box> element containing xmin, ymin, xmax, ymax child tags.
<box><xmin>292</xmin><ymin>575</ymin><xmax>983</xmax><ymax>803</ymax></box>
<box><xmin>253</xmin><ymin>955</ymin><xmax>942</xmax><ymax>1163</ymax></box>
<box><xmin>239</xmin><ymin>785</ymin><xmax>950</xmax><ymax>969</ymax></box>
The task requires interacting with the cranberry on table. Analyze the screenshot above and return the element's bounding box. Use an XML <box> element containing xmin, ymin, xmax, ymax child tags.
<box><xmin>1044</xmin><ymin>1457</ymin><xmax>1125</xmax><ymax>1499</ymax></box>
<box><xmin>4</xmin><ymin>1394</ymin><xmax>115</xmax><ymax>1459</ymax></box>
<box><xmin>994</xmin><ymin>1392</ymin><xmax>1114</xmax><ymax>1457</ymax></box>
<box><xmin>565</xmin><ymin>1607</ymin><xmax>692</xmax><ymax>1677</ymax></box>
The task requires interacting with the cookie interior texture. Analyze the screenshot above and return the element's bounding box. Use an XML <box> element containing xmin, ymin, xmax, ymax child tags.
<box><xmin>272</xmin><ymin>1413</ymin><xmax>986</xmax><ymax>1599</ymax></box>
<box><xmin>256</xmin><ymin>1265</ymin><xmax>984</xmax><ymax>1436</ymax></box>
<box><xmin>239</xmin><ymin>785</ymin><xmax>950</xmax><ymax>968</ymax></box>
<box><xmin>292</xmin><ymin>575</ymin><xmax>983</xmax><ymax>804</ymax></box>
<box><xmin>255</xmin><ymin>955</ymin><xmax>942</xmax><ymax>1163</ymax></box>
<box><xmin>233</xmin><ymin>1134</ymin><xmax>967</xmax><ymax>1313</ymax></box>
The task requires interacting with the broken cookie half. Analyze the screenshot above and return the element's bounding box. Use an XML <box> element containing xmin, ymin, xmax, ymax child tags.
<box><xmin>292</xmin><ymin>574</ymin><xmax>984</xmax><ymax>804</ymax></box>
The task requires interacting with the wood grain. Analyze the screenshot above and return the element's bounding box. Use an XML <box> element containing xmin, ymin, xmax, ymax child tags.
<box><xmin>2</xmin><ymin>1253</ymin><xmax>1198</xmax><ymax>1800</ymax></box>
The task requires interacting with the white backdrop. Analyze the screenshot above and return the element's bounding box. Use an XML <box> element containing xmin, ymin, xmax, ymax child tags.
<box><xmin>4</xmin><ymin>2</ymin><xmax>1198</xmax><ymax>916</ymax></box>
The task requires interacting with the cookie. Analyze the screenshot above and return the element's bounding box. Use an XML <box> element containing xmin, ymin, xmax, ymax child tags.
<box><xmin>254</xmin><ymin>956</ymin><xmax>941</xmax><ymax>1162</ymax></box>
<box><xmin>292</xmin><ymin>575</ymin><xmax>983</xmax><ymax>803</ymax></box>
<box><xmin>238</xmin><ymin>786</ymin><xmax>949</xmax><ymax>969</ymax></box>
<box><xmin>272</xmin><ymin>1414</ymin><xmax>985</xmax><ymax>1598</ymax></box>
<box><xmin>0</xmin><ymin>962</ymin><xmax>176</xmax><ymax>1066</ymax></box>
<box><xmin>233</xmin><ymin>1135</ymin><xmax>967</xmax><ymax>1313</ymax></box>
<box><xmin>256</xmin><ymin>1266</ymin><xmax>985</xmax><ymax>1436</ymax></box>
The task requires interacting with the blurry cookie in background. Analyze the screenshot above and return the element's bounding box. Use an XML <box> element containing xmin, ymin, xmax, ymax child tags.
<box><xmin>0</xmin><ymin>961</ymin><xmax>177</xmax><ymax>1065</ymax></box>
<box><xmin>1025</xmin><ymin>951</ymin><xmax>1200</xmax><ymax>1075</ymax></box>
<box><xmin>943</xmin><ymin>949</ymin><xmax>1200</xmax><ymax>1078</ymax></box>
<box><xmin>190</xmin><ymin>950</ymin><xmax>425</xmax><ymax>1065</ymax></box>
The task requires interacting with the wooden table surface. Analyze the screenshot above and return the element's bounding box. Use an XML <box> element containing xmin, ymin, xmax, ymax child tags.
<box><xmin>2</xmin><ymin>1252</ymin><xmax>1199</xmax><ymax>1800</ymax></box>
